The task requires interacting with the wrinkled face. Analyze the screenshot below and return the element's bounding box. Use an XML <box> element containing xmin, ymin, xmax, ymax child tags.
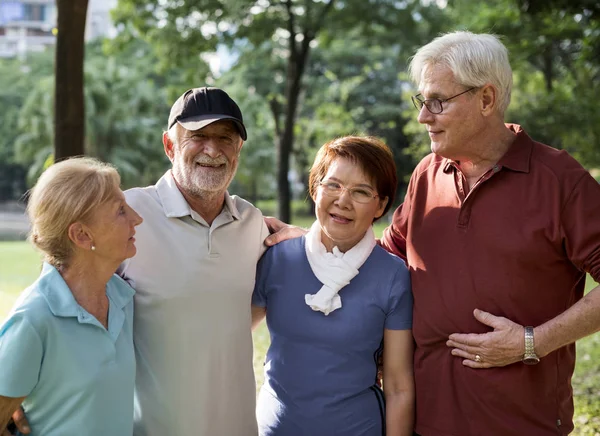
<box><xmin>87</xmin><ymin>187</ymin><xmax>143</xmax><ymax>265</ymax></box>
<box><xmin>417</xmin><ymin>64</ymin><xmax>482</xmax><ymax>160</ymax></box>
<box><xmin>314</xmin><ymin>157</ymin><xmax>387</xmax><ymax>253</ymax></box>
<box><xmin>169</xmin><ymin>120</ymin><xmax>243</xmax><ymax>197</ymax></box>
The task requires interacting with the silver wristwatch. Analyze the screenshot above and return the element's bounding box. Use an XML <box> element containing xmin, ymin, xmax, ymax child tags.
<box><xmin>522</xmin><ymin>326</ymin><xmax>540</xmax><ymax>365</ymax></box>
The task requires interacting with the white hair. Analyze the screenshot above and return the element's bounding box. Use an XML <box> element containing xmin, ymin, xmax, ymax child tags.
<box><xmin>409</xmin><ymin>31</ymin><xmax>513</xmax><ymax>114</ymax></box>
<box><xmin>167</xmin><ymin>123</ymin><xmax>180</xmax><ymax>145</ymax></box>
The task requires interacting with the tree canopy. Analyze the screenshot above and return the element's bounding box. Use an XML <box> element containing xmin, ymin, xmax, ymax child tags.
<box><xmin>1</xmin><ymin>0</ymin><xmax>598</xmax><ymax>205</ymax></box>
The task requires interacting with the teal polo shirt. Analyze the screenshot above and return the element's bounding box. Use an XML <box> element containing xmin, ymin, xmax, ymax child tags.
<box><xmin>0</xmin><ymin>263</ymin><xmax>136</xmax><ymax>435</ymax></box>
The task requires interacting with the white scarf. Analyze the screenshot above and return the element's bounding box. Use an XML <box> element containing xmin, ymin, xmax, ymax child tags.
<box><xmin>304</xmin><ymin>220</ymin><xmax>376</xmax><ymax>315</ymax></box>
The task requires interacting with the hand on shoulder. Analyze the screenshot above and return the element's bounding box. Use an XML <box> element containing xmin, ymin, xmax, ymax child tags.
<box><xmin>263</xmin><ymin>216</ymin><xmax>308</xmax><ymax>246</ymax></box>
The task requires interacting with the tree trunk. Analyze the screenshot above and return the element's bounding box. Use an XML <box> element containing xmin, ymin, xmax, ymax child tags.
<box><xmin>54</xmin><ymin>0</ymin><xmax>89</xmax><ymax>161</ymax></box>
<box><xmin>276</xmin><ymin>42</ymin><xmax>311</xmax><ymax>223</ymax></box>
<box><xmin>294</xmin><ymin>138</ymin><xmax>313</xmax><ymax>216</ymax></box>
<box><xmin>276</xmin><ymin>0</ymin><xmax>335</xmax><ymax>222</ymax></box>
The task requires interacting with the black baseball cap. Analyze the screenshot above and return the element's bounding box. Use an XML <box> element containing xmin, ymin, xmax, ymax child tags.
<box><xmin>167</xmin><ymin>87</ymin><xmax>247</xmax><ymax>140</ymax></box>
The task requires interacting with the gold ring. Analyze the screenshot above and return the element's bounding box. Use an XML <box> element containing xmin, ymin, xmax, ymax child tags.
<box><xmin>475</xmin><ymin>354</ymin><xmax>482</xmax><ymax>363</ymax></box>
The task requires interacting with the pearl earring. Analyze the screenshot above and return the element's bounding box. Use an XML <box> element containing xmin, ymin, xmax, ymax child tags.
<box><xmin>91</xmin><ymin>245</ymin><xmax>96</xmax><ymax>251</ymax></box>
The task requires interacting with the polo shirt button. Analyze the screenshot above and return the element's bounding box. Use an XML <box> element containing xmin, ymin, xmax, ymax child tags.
<box><xmin>493</xmin><ymin>165</ymin><xmax>500</xmax><ymax>173</ymax></box>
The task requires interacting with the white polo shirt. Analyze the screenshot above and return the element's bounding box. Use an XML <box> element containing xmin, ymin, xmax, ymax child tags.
<box><xmin>122</xmin><ymin>171</ymin><xmax>269</xmax><ymax>436</ymax></box>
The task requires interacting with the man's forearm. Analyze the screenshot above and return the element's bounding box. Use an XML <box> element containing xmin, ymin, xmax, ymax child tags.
<box><xmin>536</xmin><ymin>284</ymin><xmax>600</xmax><ymax>357</ymax></box>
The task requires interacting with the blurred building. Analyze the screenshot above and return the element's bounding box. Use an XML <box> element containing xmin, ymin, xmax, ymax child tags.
<box><xmin>0</xmin><ymin>0</ymin><xmax>117</xmax><ymax>59</ymax></box>
<box><xmin>85</xmin><ymin>0</ymin><xmax>117</xmax><ymax>41</ymax></box>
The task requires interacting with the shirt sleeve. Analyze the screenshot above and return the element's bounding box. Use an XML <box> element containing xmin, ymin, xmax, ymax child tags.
<box><xmin>252</xmin><ymin>247</ymin><xmax>273</xmax><ymax>308</ymax></box>
<box><xmin>384</xmin><ymin>264</ymin><xmax>413</xmax><ymax>331</ymax></box>
<box><xmin>380</xmin><ymin>172</ymin><xmax>417</xmax><ymax>262</ymax></box>
<box><xmin>0</xmin><ymin>315</ymin><xmax>43</xmax><ymax>398</ymax></box>
<box><xmin>258</xmin><ymin>219</ymin><xmax>270</xmax><ymax>260</ymax></box>
<box><xmin>560</xmin><ymin>171</ymin><xmax>600</xmax><ymax>283</ymax></box>
<box><xmin>380</xmin><ymin>204</ymin><xmax>409</xmax><ymax>262</ymax></box>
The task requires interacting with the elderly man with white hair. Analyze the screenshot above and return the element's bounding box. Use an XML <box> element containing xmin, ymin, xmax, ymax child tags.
<box><xmin>380</xmin><ymin>31</ymin><xmax>600</xmax><ymax>435</ymax></box>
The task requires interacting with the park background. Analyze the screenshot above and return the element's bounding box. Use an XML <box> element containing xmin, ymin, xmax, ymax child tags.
<box><xmin>0</xmin><ymin>0</ymin><xmax>599</xmax><ymax>433</ymax></box>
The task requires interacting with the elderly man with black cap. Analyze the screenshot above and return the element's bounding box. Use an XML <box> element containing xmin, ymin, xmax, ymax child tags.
<box><xmin>122</xmin><ymin>87</ymin><xmax>268</xmax><ymax>435</ymax></box>
<box><xmin>8</xmin><ymin>88</ymin><xmax>268</xmax><ymax>435</ymax></box>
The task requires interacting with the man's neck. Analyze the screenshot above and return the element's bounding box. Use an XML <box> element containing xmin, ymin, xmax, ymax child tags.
<box><xmin>177</xmin><ymin>184</ymin><xmax>226</xmax><ymax>226</ymax></box>
<box><xmin>455</xmin><ymin>123</ymin><xmax>516</xmax><ymax>181</ymax></box>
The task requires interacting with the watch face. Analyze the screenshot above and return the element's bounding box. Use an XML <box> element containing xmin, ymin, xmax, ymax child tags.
<box><xmin>523</xmin><ymin>356</ymin><xmax>540</xmax><ymax>365</ymax></box>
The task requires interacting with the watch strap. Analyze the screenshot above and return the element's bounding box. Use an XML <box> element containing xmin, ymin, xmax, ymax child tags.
<box><xmin>523</xmin><ymin>325</ymin><xmax>540</xmax><ymax>364</ymax></box>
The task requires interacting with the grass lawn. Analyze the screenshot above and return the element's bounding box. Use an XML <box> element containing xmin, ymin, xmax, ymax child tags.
<box><xmin>0</xmin><ymin>241</ymin><xmax>43</xmax><ymax>316</ymax></box>
<box><xmin>1</xmin><ymin>238</ymin><xmax>599</xmax><ymax>434</ymax></box>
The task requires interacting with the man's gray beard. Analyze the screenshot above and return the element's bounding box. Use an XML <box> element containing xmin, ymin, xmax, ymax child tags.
<box><xmin>174</xmin><ymin>162</ymin><xmax>238</xmax><ymax>199</ymax></box>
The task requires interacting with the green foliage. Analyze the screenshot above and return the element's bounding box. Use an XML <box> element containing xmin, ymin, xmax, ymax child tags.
<box><xmin>0</xmin><ymin>51</ymin><xmax>55</xmax><ymax>162</ymax></box>
<box><xmin>1</xmin><ymin>0</ymin><xmax>598</xmax><ymax>201</ymax></box>
<box><xmin>0</xmin><ymin>51</ymin><xmax>55</xmax><ymax>197</ymax></box>
<box><xmin>571</xmin><ymin>277</ymin><xmax>600</xmax><ymax>434</ymax></box>
<box><xmin>4</xmin><ymin>40</ymin><xmax>178</xmax><ymax>188</ymax></box>
<box><xmin>294</xmin><ymin>36</ymin><xmax>423</xmax><ymax>202</ymax></box>
<box><xmin>13</xmin><ymin>76</ymin><xmax>55</xmax><ymax>185</ymax></box>
<box><xmin>573</xmin><ymin>335</ymin><xmax>600</xmax><ymax>433</ymax></box>
<box><xmin>83</xmin><ymin>41</ymin><xmax>172</xmax><ymax>187</ymax></box>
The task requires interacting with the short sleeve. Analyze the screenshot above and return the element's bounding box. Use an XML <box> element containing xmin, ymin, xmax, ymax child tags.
<box><xmin>252</xmin><ymin>247</ymin><xmax>274</xmax><ymax>308</ymax></box>
<box><xmin>384</xmin><ymin>265</ymin><xmax>413</xmax><ymax>331</ymax></box>
<box><xmin>380</xmin><ymin>205</ymin><xmax>409</xmax><ymax>261</ymax></box>
<box><xmin>560</xmin><ymin>171</ymin><xmax>600</xmax><ymax>282</ymax></box>
<box><xmin>258</xmin><ymin>219</ymin><xmax>270</xmax><ymax>260</ymax></box>
<box><xmin>380</xmin><ymin>172</ymin><xmax>416</xmax><ymax>261</ymax></box>
<box><xmin>0</xmin><ymin>315</ymin><xmax>43</xmax><ymax>397</ymax></box>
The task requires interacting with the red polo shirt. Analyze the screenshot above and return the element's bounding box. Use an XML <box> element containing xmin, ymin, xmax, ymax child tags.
<box><xmin>381</xmin><ymin>124</ymin><xmax>600</xmax><ymax>436</ymax></box>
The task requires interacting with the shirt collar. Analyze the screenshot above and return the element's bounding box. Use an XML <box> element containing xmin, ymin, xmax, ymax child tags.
<box><xmin>495</xmin><ymin>123</ymin><xmax>533</xmax><ymax>173</ymax></box>
<box><xmin>223</xmin><ymin>192</ymin><xmax>241</xmax><ymax>220</ymax></box>
<box><xmin>155</xmin><ymin>170</ymin><xmax>241</xmax><ymax>220</ymax></box>
<box><xmin>37</xmin><ymin>263</ymin><xmax>134</xmax><ymax>317</ymax></box>
<box><xmin>106</xmin><ymin>276</ymin><xmax>136</xmax><ymax>310</ymax></box>
<box><xmin>442</xmin><ymin>123</ymin><xmax>533</xmax><ymax>174</ymax></box>
<box><xmin>38</xmin><ymin>263</ymin><xmax>80</xmax><ymax>317</ymax></box>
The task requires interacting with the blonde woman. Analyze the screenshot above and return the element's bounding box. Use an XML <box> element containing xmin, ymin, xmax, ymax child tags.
<box><xmin>0</xmin><ymin>157</ymin><xmax>142</xmax><ymax>435</ymax></box>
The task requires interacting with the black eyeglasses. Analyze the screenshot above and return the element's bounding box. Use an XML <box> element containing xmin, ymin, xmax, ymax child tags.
<box><xmin>411</xmin><ymin>87</ymin><xmax>477</xmax><ymax>114</ymax></box>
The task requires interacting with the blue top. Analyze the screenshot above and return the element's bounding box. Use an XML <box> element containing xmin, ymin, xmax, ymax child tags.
<box><xmin>252</xmin><ymin>236</ymin><xmax>413</xmax><ymax>436</ymax></box>
<box><xmin>0</xmin><ymin>263</ymin><xmax>136</xmax><ymax>436</ymax></box>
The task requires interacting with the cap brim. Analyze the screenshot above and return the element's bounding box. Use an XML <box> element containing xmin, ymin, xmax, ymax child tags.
<box><xmin>177</xmin><ymin>115</ymin><xmax>247</xmax><ymax>140</ymax></box>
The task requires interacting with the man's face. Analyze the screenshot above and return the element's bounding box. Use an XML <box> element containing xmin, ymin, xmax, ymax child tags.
<box><xmin>169</xmin><ymin>120</ymin><xmax>243</xmax><ymax>197</ymax></box>
<box><xmin>416</xmin><ymin>64</ymin><xmax>482</xmax><ymax>160</ymax></box>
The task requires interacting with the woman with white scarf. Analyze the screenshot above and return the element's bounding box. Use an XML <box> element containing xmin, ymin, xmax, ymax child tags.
<box><xmin>252</xmin><ymin>136</ymin><xmax>414</xmax><ymax>436</ymax></box>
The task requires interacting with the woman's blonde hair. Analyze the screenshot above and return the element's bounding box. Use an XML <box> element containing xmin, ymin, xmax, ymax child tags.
<box><xmin>27</xmin><ymin>156</ymin><xmax>121</xmax><ymax>269</ymax></box>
